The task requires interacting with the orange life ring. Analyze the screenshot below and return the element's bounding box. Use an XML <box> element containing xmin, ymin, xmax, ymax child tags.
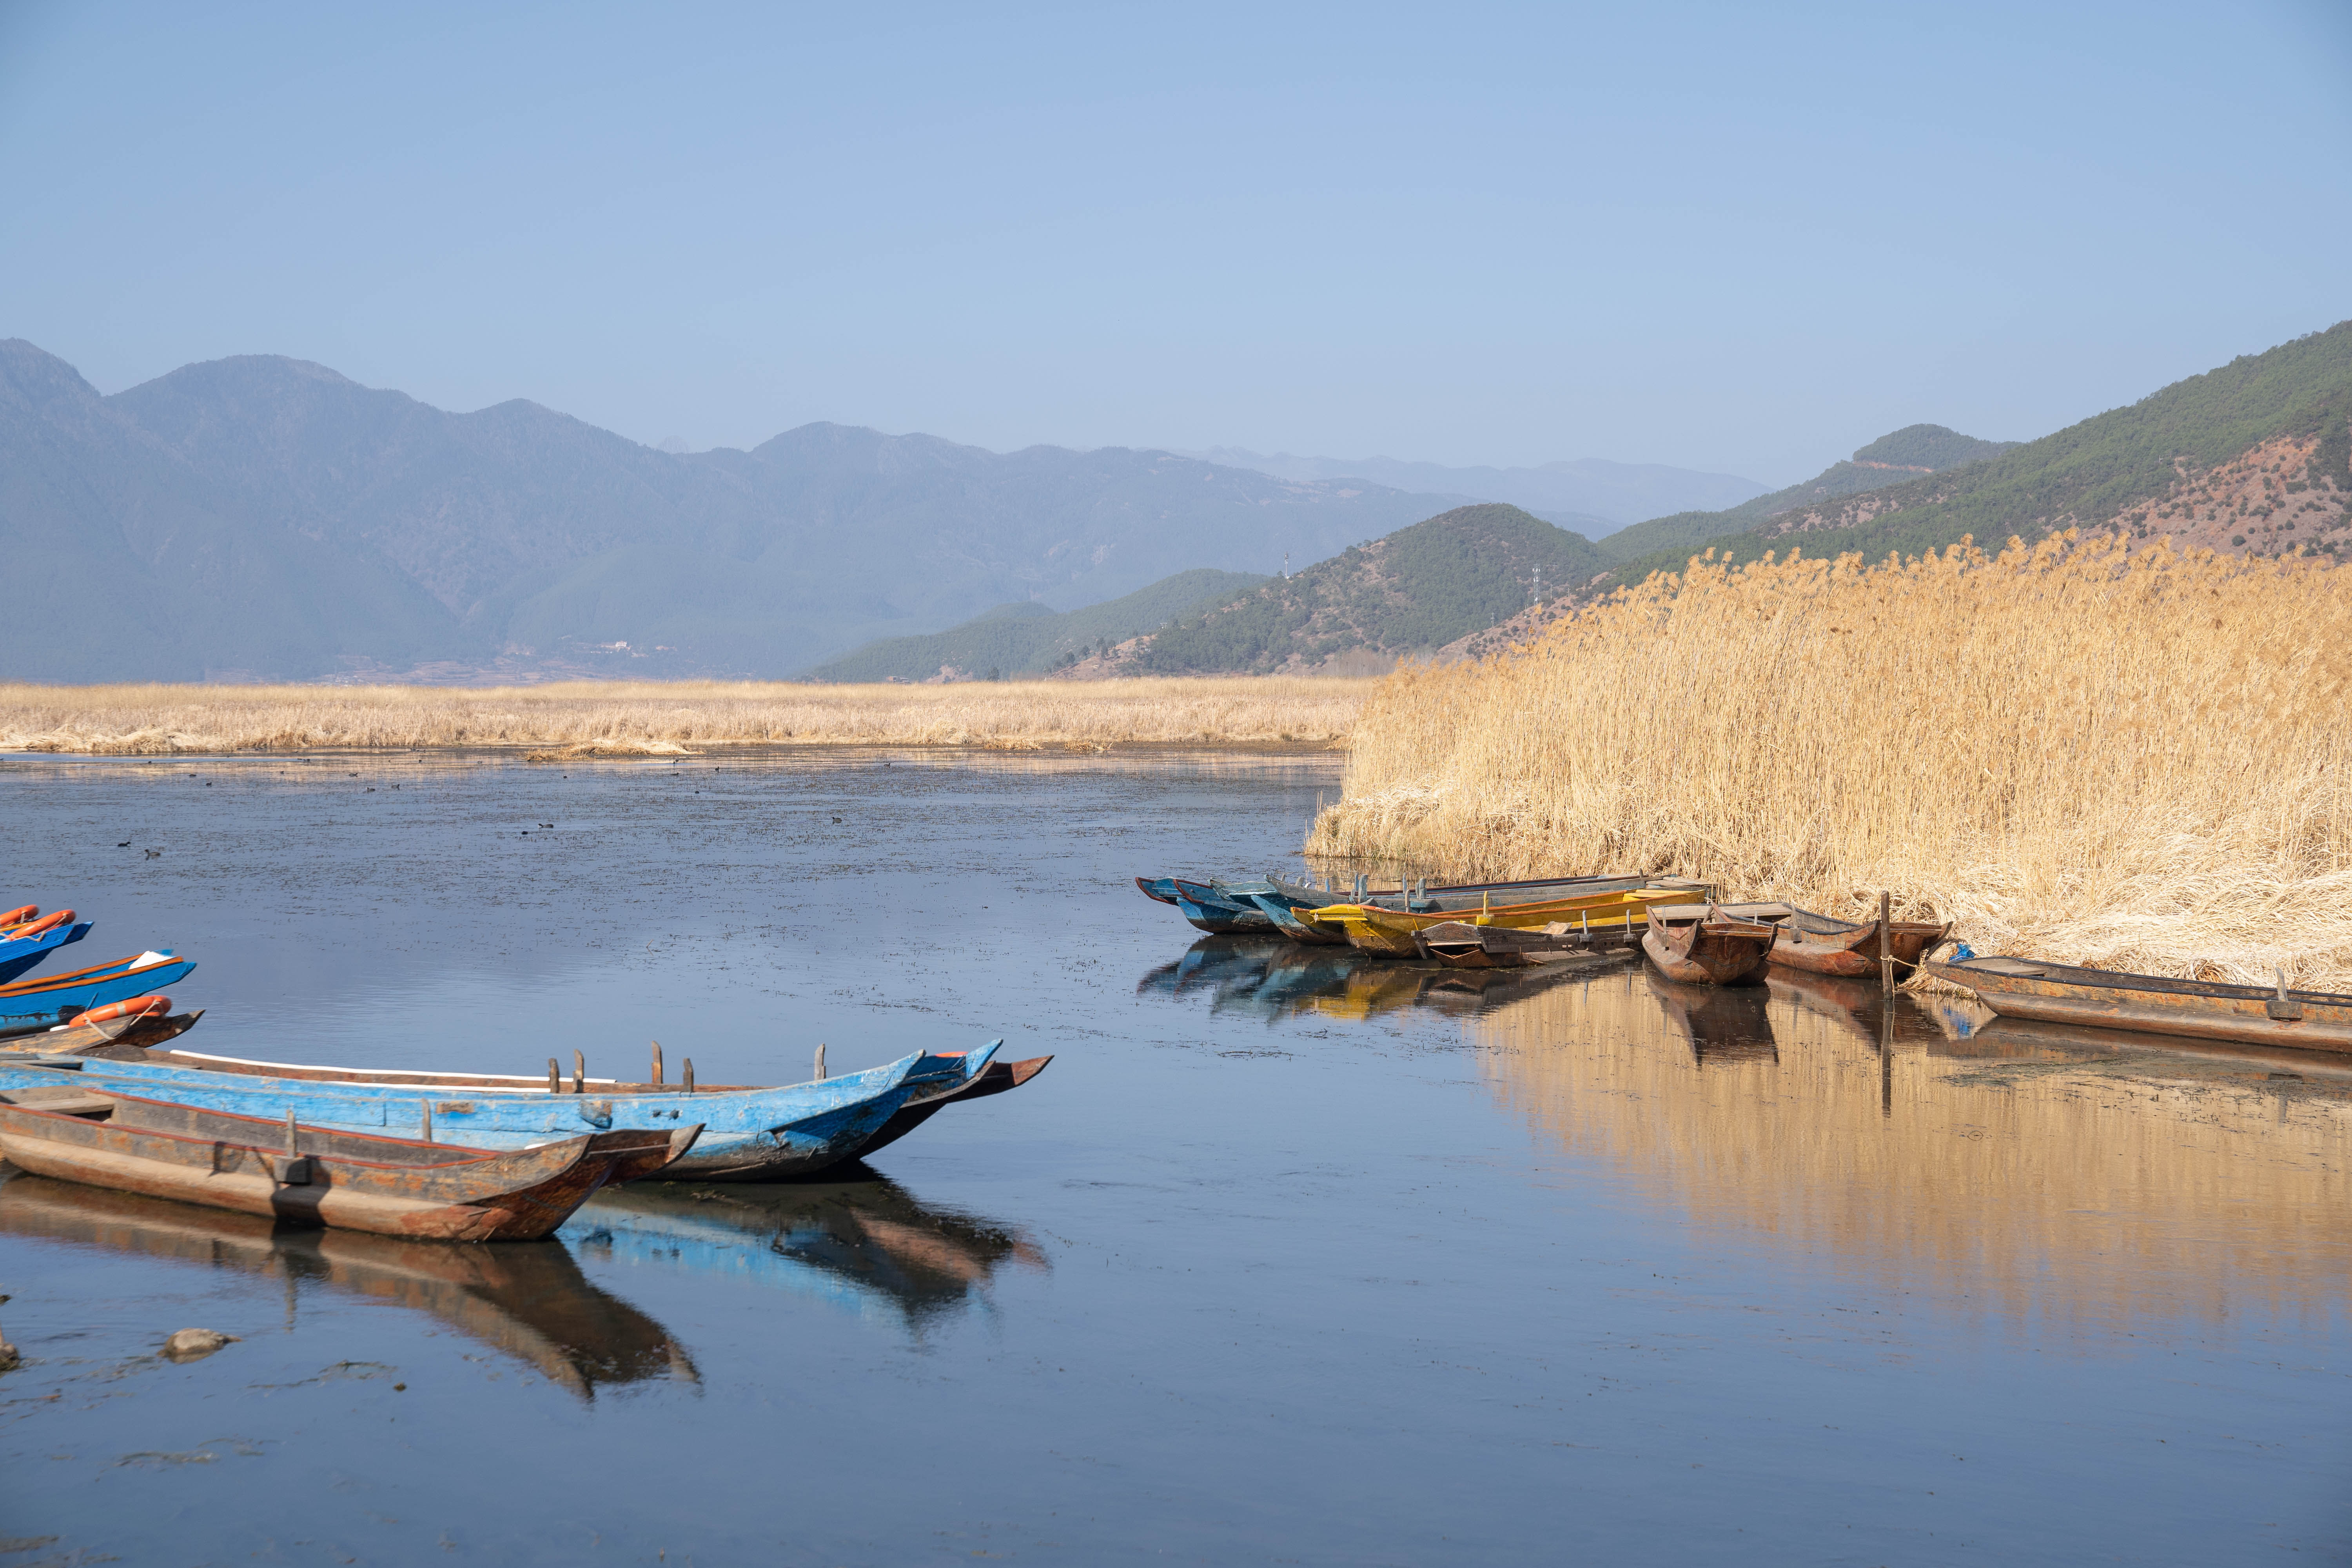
<box><xmin>0</xmin><ymin>906</ymin><xmax>37</xmax><ymax>929</ymax></box>
<box><xmin>74</xmin><ymin>995</ymin><xmax>169</xmax><ymax>1026</ymax></box>
<box><xmin>11</xmin><ymin>910</ymin><xmax>73</xmax><ymax>939</ymax></box>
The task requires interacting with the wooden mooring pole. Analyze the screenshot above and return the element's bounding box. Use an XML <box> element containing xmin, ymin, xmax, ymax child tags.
<box><xmin>1878</xmin><ymin>890</ymin><xmax>1894</xmax><ymax>996</ymax></box>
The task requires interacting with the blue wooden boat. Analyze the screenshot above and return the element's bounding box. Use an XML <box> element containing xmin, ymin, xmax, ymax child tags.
<box><xmin>0</xmin><ymin>913</ymin><xmax>93</xmax><ymax>985</ymax></box>
<box><xmin>0</xmin><ymin>1040</ymin><xmax>1002</xmax><ymax>1182</ymax></box>
<box><xmin>1169</xmin><ymin>878</ymin><xmax>1279</xmax><ymax>935</ymax></box>
<box><xmin>0</xmin><ymin>952</ymin><xmax>197</xmax><ymax>1037</ymax></box>
<box><xmin>1134</xmin><ymin>877</ymin><xmax>1183</xmax><ymax>906</ymax></box>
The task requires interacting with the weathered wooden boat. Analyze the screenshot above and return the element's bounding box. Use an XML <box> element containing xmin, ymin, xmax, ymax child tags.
<box><xmin>853</xmin><ymin>1052</ymin><xmax>1054</xmax><ymax>1158</ymax></box>
<box><xmin>0</xmin><ymin>952</ymin><xmax>198</xmax><ymax>1037</ymax></box>
<box><xmin>1641</xmin><ymin>903</ymin><xmax>1778</xmax><ymax>986</ymax></box>
<box><xmin>1412</xmin><ymin>920</ymin><xmax>1641</xmax><ymax>969</ymax></box>
<box><xmin>1168</xmin><ymin>878</ymin><xmax>1281</xmax><ymax>935</ymax></box>
<box><xmin>0</xmin><ymin>1082</ymin><xmax>697</xmax><ymax>1240</ymax></box>
<box><xmin>0</xmin><ymin>1170</ymin><xmax>699</xmax><ymax>1396</ymax></box>
<box><xmin>0</xmin><ymin>909</ymin><xmax>93</xmax><ymax>984</ymax></box>
<box><xmin>1317</xmin><ymin>887</ymin><xmax>1701</xmax><ymax>957</ymax></box>
<box><xmin>1920</xmin><ymin>955</ymin><xmax>2352</xmax><ymax>1056</ymax></box>
<box><xmin>1134</xmin><ymin>877</ymin><xmax>1183</xmax><ymax>906</ymax></box>
<box><xmin>0</xmin><ymin>1041</ymin><xmax>1000</xmax><ymax>1181</ymax></box>
<box><xmin>1246</xmin><ymin>893</ymin><xmax>1352</xmax><ymax>944</ymax></box>
<box><xmin>1762</xmin><ymin>906</ymin><xmax>1950</xmax><ymax>978</ymax></box>
<box><xmin>1276</xmin><ymin>871</ymin><xmax>1710</xmax><ymax>917</ymax></box>
<box><xmin>0</xmin><ymin>1003</ymin><xmax>202</xmax><ymax>1056</ymax></box>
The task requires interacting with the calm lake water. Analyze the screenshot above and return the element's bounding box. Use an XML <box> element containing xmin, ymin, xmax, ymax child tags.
<box><xmin>0</xmin><ymin>751</ymin><xmax>2345</xmax><ymax>1566</ymax></box>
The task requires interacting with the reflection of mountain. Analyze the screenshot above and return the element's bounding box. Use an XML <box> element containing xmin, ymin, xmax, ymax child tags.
<box><xmin>0</xmin><ymin>1172</ymin><xmax>693</xmax><ymax>1398</ymax></box>
<box><xmin>565</xmin><ymin>1168</ymin><xmax>1047</xmax><ymax>1332</ymax></box>
<box><xmin>1138</xmin><ymin>937</ymin><xmax>1626</xmax><ymax>1022</ymax></box>
<box><xmin>1470</xmin><ymin>965</ymin><xmax>2352</xmax><ymax>1342</ymax></box>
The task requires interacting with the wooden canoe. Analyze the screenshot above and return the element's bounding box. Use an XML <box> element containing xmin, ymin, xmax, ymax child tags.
<box><xmin>1269</xmin><ymin>872</ymin><xmax>1712</xmax><ymax>915</ymax></box>
<box><xmin>0</xmin><ymin>1008</ymin><xmax>205</xmax><ymax>1056</ymax></box>
<box><xmin>1920</xmin><ymin>955</ymin><xmax>2352</xmax><ymax>1056</ymax></box>
<box><xmin>0</xmin><ymin>951</ymin><xmax>199</xmax><ymax>1037</ymax></box>
<box><xmin>0</xmin><ymin>1170</ymin><xmax>698</xmax><ymax>1396</ymax></box>
<box><xmin>1766</xmin><ymin>906</ymin><xmax>1951</xmax><ymax>977</ymax></box>
<box><xmin>846</xmin><ymin>1053</ymin><xmax>1054</xmax><ymax>1159</ymax></box>
<box><xmin>1641</xmin><ymin>904</ymin><xmax>1778</xmax><ymax>986</ymax></box>
<box><xmin>0</xmin><ymin>915</ymin><xmax>93</xmax><ymax>985</ymax></box>
<box><xmin>0</xmin><ymin>1042</ymin><xmax>996</xmax><ymax>1181</ymax></box>
<box><xmin>1168</xmin><ymin>878</ymin><xmax>1281</xmax><ymax>935</ymax></box>
<box><xmin>1412</xmin><ymin>920</ymin><xmax>1641</xmax><ymax>969</ymax></box>
<box><xmin>1319</xmin><ymin>887</ymin><xmax>1697</xmax><ymax>957</ymax></box>
<box><xmin>0</xmin><ymin>1083</ymin><xmax>697</xmax><ymax>1241</ymax></box>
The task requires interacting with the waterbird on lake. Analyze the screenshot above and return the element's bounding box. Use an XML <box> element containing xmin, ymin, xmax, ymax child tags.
<box><xmin>144</xmin><ymin>849</ymin><xmax>161</xmax><ymax>858</ymax></box>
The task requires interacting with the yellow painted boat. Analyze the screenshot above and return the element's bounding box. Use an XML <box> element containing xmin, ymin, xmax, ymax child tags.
<box><xmin>1312</xmin><ymin>887</ymin><xmax>1700</xmax><ymax>958</ymax></box>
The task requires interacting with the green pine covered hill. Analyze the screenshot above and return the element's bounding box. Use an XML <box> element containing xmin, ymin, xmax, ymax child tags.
<box><xmin>809</xmin><ymin>568</ymin><xmax>1266</xmax><ymax>682</ymax></box>
<box><xmin>1595</xmin><ymin>424</ymin><xmax>2018</xmax><ymax>564</ymax></box>
<box><xmin>1132</xmin><ymin>504</ymin><xmax>1610</xmax><ymax>675</ymax></box>
<box><xmin>1597</xmin><ymin>321</ymin><xmax>2352</xmax><ymax>593</ymax></box>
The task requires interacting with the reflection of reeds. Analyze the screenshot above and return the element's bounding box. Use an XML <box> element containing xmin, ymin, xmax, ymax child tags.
<box><xmin>0</xmin><ymin>677</ymin><xmax>1370</xmax><ymax>755</ymax></box>
<box><xmin>1310</xmin><ymin>535</ymin><xmax>2352</xmax><ymax>986</ymax></box>
<box><xmin>1477</xmin><ymin>970</ymin><xmax>2352</xmax><ymax>1342</ymax></box>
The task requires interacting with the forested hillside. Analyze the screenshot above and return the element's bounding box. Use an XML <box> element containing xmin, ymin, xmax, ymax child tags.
<box><xmin>810</xmin><ymin>569</ymin><xmax>1265</xmax><ymax>682</ymax></box>
<box><xmin>1132</xmin><ymin>505</ymin><xmax>1606</xmax><ymax>675</ymax></box>
<box><xmin>1593</xmin><ymin>424</ymin><xmax>2017</xmax><ymax>563</ymax></box>
<box><xmin>1598</xmin><ymin>323</ymin><xmax>2352</xmax><ymax>592</ymax></box>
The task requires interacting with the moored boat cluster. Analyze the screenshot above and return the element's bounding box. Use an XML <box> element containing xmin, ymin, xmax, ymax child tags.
<box><xmin>0</xmin><ymin>904</ymin><xmax>1048</xmax><ymax>1242</ymax></box>
<box><xmin>1138</xmin><ymin>873</ymin><xmax>2352</xmax><ymax>1055</ymax></box>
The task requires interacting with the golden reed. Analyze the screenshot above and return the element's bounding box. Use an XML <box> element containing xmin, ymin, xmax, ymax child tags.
<box><xmin>1310</xmin><ymin>534</ymin><xmax>2352</xmax><ymax>987</ymax></box>
<box><xmin>0</xmin><ymin>676</ymin><xmax>1370</xmax><ymax>755</ymax></box>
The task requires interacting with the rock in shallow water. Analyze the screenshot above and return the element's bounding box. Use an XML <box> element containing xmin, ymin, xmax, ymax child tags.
<box><xmin>162</xmin><ymin>1328</ymin><xmax>239</xmax><ymax>1361</ymax></box>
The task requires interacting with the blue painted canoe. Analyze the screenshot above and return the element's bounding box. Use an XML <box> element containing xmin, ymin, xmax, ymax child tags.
<box><xmin>0</xmin><ymin>1040</ymin><xmax>1002</xmax><ymax>1182</ymax></box>
<box><xmin>1169</xmin><ymin>878</ymin><xmax>1279</xmax><ymax>935</ymax></box>
<box><xmin>0</xmin><ymin>952</ymin><xmax>196</xmax><ymax>1037</ymax></box>
<box><xmin>0</xmin><ymin>919</ymin><xmax>93</xmax><ymax>985</ymax></box>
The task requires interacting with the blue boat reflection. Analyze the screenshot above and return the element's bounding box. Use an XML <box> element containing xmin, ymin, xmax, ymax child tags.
<box><xmin>1138</xmin><ymin>936</ymin><xmax>1615</xmax><ymax>1022</ymax></box>
<box><xmin>563</xmin><ymin>1167</ymin><xmax>1049</xmax><ymax>1333</ymax></box>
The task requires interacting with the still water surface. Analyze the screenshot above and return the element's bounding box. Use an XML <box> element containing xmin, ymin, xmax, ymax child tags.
<box><xmin>0</xmin><ymin>752</ymin><xmax>2345</xmax><ymax>1565</ymax></box>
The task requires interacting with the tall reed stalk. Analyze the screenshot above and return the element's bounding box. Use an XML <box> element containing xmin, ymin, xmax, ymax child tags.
<box><xmin>1310</xmin><ymin>534</ymin><xmax>2352</xmax><ymax>987</ymax></box>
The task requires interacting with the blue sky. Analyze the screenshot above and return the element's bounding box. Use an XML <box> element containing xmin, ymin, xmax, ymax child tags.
<box><xmin>2</xmin><ymin>1</ymin><xmax>2346</xmax><ymax>485</ymax></box>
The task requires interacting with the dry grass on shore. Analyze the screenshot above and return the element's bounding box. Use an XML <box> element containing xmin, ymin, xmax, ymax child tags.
<box><xmin>1310</xmin><ymin>534</ymin><xmax>2352</xmax><ymax>989</ymax></box>
<box><xmin>0</xmin><ymin>676</ymin><xmax>1370</xmax><ymax>755</ymax></box>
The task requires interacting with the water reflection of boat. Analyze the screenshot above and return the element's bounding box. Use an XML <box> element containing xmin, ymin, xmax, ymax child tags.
<box><xmin>1142</xmin><ymin>938</ymin><xmax>1630</xmax><ymax>1022</ymax></box>
<box><xmin>565</xmin><ymin>1167</ymin><xmax>1048</xmax><ymax>1332</ymax></box>
<box><xmin>1647</xmin><ymin>971</ymin><xmax>1778</xmax><ymax>1063</ymax></box>
<box><xmin>0</xmin><ymin>1170</ymin><xmax>695</xmax><ymax>1399</ymax></box>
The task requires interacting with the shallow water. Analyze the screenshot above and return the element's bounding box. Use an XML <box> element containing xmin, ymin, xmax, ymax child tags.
<box><xmin>0</xmin><ymin>751</ymin><xmax>2345</xmax><ymax>1565</ymax></box>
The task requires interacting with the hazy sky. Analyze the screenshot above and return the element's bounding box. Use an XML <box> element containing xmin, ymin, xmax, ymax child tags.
<box><xmin>3</xmin><ymin>1</ymin><xmax>2347</xmax><ymax>485</ymax></box>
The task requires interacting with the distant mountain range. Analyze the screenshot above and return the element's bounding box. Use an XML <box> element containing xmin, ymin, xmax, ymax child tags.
<box><xmin>0</xmin><ymin>343</ymin><xmax>1476</xmax><ymax>682</ymax></box>
<box><xmin>1183</xmin><ymin>447</ymin><xmax>1765</xmax><ymax>529</ymax></box>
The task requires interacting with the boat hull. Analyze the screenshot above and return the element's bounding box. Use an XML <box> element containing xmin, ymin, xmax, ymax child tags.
<box><xmin>1768</xmin><ymin>911</ymin><xmax>1949</xmax><ymax>977</ymax></box>
<box><xmin>1642</xmin><ymin>909</ymin><xmax>1777</xmax><ymax>986</ymax></box>
<box><xmin>0</xmin><ymin>953</ymin><xmax>199</xmax><ymax>1037</ymax></box>
<box><xmin>0</xmin><ymin>1090</ymin><xmax>693</xmax><ymax>1241</ymax></box>
<box><xmin>0</xmin><ymin>920</ymin><xmax>93</xmax><ymax>985</ymax></box>
<box><xmin>1323</xmin><ymin>888</ymin><xmax>1686</xmax><ymax>957</ymax></box>
<box><xmin>0</xmin><ymin>1046</ymin><xmax>995</xmax><ymax>1181</ymax></box>
<box><xmin>1922</xmin><ymin>958</ymin><xmax>2352</xmax><ymax>1056</ymax></box>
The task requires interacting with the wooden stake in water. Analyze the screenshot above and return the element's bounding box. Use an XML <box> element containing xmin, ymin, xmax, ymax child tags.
<box><xmin>814</xmin><ymin>1043</ymin><xmax>828</xmax><ymax>1081</ymax></box>
<box><xmin>1879</xmin><ymin>890</ymin><xmax>1894</xmax><ymax>995</ymax></box>
<box><xmin>572</xmin><ymin>1050</ymin><xmax>585</xmax><ymax>1094</ymax></box>
<box><xmin>546</xmin><ymin>1057</ymin><xmax>559</xmax><ymax>1094</ymax></box>
<box><xmin>651</xmin><ymin>1041</ymin><xmax>664</xmax><ymax>1085</ymax></box>
<box><xmin>682</xmin><ymin>1058</ymin><xmax>695</xmax><ymax>1093</ymax></box>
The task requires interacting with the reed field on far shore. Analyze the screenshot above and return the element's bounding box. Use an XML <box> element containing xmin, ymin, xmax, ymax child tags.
<box><xmin>0</xmin><ymin>676</ymin><xmax>1370</xmax><ymax>756</ymax></box>
<box><xmin>1311</xmin><ymin>534</ymin><xmax>2352</xmax><ymax>989</ymax></box>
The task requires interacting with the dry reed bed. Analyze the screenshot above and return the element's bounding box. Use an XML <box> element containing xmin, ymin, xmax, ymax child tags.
<box><xmin>0</xmin><ymin>677</ymin><xmax>1370</xmax><ymax>754</ymax></box>
<box><xmin>1311</xmin><ymin>534</ymin><xmax>2352</xmax><ymax>989</ymax></box>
